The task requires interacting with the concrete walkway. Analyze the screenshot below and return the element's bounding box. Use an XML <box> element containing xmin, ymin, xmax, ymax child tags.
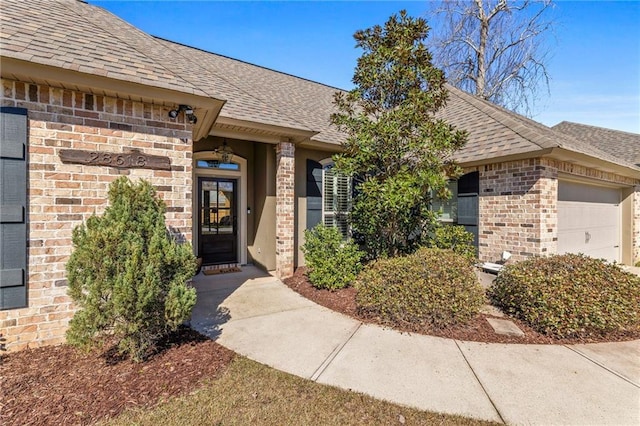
<box><xmin>190</xmin><ymin>266</ymin><xmax>640</xmax><ymax>425</ymax></box>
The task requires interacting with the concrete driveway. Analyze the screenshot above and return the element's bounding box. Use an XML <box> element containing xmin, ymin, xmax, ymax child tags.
<box><xmin>190</xmin><ymin>266</ymin><xmax>640</xmax><ymax>425</ymax></box>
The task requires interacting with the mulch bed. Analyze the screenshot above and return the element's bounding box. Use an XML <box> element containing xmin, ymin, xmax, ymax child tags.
<box><xmin>284</xmin><ymin>267</ymin><xmax>640</xmax><ymax>345</ymax></box>
<box><xmin>2</xmin><ymin>268</ymin><xmax>638</xmax><ymax>426</ymax></box>
<box><xmin>0</xmin><ymin>327</ymin><xmax>235</xmax><ymax>426</ymax></box>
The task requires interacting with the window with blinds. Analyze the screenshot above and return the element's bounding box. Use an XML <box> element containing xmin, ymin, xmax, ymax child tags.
<box><xmin>322</xmin><ymin>166</ymin><xmax>351</xmax><ymax>238</ymax></box>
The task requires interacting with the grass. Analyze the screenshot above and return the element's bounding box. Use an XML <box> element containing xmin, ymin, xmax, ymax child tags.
<box><xmin>105</xmin><ymin>356</ymin><xmax>496</xmax><ymax>426</ymax></box>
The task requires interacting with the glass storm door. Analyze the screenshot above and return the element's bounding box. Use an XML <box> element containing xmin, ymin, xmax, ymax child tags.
<box><xmin>198</xmin><ymin>177</ymin><xmax>238</xmax><ymax>264</ymax></box>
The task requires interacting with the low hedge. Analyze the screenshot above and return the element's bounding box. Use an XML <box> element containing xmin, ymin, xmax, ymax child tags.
<box><xmin>489</xmin><ymin>254</ymin><xmax>640</xmax><ymax>338</ymax></box>
<box><xmin>355</xmin><ymin>248</ymin><xmax>485</xmax><ymax>329</ymax></box>
<box><xmin>301</xmin><ymin>225</ymin><xmax>363</xmax><ymax>291</ymax></box>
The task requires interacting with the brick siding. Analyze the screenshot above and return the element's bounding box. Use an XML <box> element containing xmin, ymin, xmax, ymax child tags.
<box><xmin>0</xmin><ymin>79</ymin><xmax>193</xmax><ymax>352</ymax></box>
<box><xmin>471</xmin><ymin>157</ymin><xmax>640</xmax><ymax>264</ymax></box>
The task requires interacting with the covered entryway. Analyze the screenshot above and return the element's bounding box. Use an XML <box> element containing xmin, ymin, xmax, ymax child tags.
<box><xmin>557</xmin><ymin>180</ymin><xmax>621</xmax><ymax>262</ymax></box>
<box><xmin>193</xmin><ymin>150</ymin><xmax>248</xmax><ymax>266</ymax></box>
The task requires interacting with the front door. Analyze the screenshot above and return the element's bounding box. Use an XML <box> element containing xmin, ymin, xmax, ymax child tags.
<box><xmin>198</xmin><ymin>177</ymin><xmax>238</xmax><ymax>264</ymax></box>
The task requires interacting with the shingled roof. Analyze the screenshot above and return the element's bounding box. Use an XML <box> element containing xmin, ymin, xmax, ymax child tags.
<box><xmin>1</xmin><ymin>0</ymin><xmax>638</xmax><ymax>175</ymax></box>
<box><xmin>552</xmin><ymin>121</ymin><xmax>640</xmax><ymax>166</ymax></box>
<box><xmin>0</xmin><ymin>0</ymin><xmax>207</xmax><ymax>96</ymax></box>
<box><xmin>441</xmin><ymin>86</ymin><xmax>639</xmax><ymax>171</ymax></box>
<box><xmin>154</xmin><ymin>38</ymin><xmax>344</xmax><ymax>144</ymax></box>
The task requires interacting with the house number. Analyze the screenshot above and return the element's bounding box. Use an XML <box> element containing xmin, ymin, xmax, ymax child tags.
<box><xmin>59</xmin><ymin>149</ymin><xmax>171</xmax><ymax>171</ymax></box>
<box><xmin>87</xmin><ymin>152</ymin><xmax>147</xmax><ymax>167</ymax></box>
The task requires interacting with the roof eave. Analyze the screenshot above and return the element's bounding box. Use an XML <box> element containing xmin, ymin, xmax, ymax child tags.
<box><xmin>1</xmin><ymin>57</ymin><xmax>225</xmax><ymax>141</ymax></box>
<box><xmin>211</xmin><ymin>116</ymin><xmax>318</xmax><ymax>144</ymax></box>
<box><xmin>458</xmin><ymin>147</ymin><xmax>640</xmax><ymax>180</ymax></box>
<box><xmin>544</xmin><ymin>147</ymin><xmax>640</xmax><ymax>180</ymax></box>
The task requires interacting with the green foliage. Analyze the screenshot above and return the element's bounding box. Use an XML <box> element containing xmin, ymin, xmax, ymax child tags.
<box><xmin>331</xmin><ymin>10</ymin><xmax>467</xmax><ymax>260</ymax></box>
<box><xmin>429</xmin><ymin>225</ymin><xmax>477</xmax><ymax>262</ymax></box>
<box><xmin>302</xmin><ymin>225</ymin><xmax>363</xmax><ymax>291</ymax></box>
<box><xmin>489</xmin><ymin>254</ymin><xmax>640</xmax><ymax>338</ymax></box>
<box><xmin>66</xmin><ymin>177</ymin><xmax>197</xmax><ymax>362</ymax></box>
<box><xmin>355</xmin><ymin>248</ymin><xmax>485</xmax><ymax>329</ymax></box>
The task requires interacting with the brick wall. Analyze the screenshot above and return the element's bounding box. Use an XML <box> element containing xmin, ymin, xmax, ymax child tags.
<box><xmin>275</xmin><ymin>141</ymin><xmax>295</xmax><ymax>278</ymax></box>
<box><xmin>475</xmin><ymin>159</ymin><xmax>557</xmax><ymax>263</ymax></box>
<box><xmin>474</xmin><ymin>157</ymin><xmax>640</xmax><ymax>264</ymax></box>
<box><xmin>0</xmin><ymin>79</ymin><xmax>193</xmax><ymax>352</ymax></box>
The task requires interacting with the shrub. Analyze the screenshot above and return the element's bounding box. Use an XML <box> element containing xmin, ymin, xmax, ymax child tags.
<box><xmin>489</xmin><ymin>254</ymin><xmax>640</xmax><ymax>338</ymax></box>
<box><xmin>430</xmin><ymin>225</ymin><xmax>476</xmax><ymax>262</ymax></box>
<box><xmin>66</xmin><ymin>177</ymin><xmax>198</xmax><ymax>362</ymax></box>
<box><xmin>355</xmin><ymin>248</ymin><xmax>485</xmax><ymax>329</ymax></box>
<box><xmin>302</xmin><ymin>225</ymin><xmax>363</xmax><ymax>290</ymax></box>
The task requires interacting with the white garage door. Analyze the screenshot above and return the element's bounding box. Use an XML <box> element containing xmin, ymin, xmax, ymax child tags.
<box><xmin>557</xmin><ymin>181</ymin><xmax>621</xmax><ymax>263</ymax></box>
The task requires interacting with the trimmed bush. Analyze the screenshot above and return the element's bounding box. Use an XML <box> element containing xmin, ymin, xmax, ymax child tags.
<box><xmin>302</xmin><ymin>225</ymin><xmax>363</xmax><ymax>290</ymax></box>
<box><xmin>430</xmin><ymin>225</ymin><xmax>476</xmax><ymax>262</ymax></box>
<box><xmin>66</xmin><ymin>177</ymin><xmax>198</xmax><ymax>362</ymax></box>
<box><xmin>355</xmin><ymin>248</ymin><xmax>485</xmax><ymax>329</ymax></box>
<box><xmin>489</xmin><ymin>254</ymin><xmax>640</xmax><ymax>338</ymax></box>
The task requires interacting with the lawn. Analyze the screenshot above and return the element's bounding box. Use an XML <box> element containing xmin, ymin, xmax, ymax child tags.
<box><xmin>106</xmin><ymin>356</ymin><xmax>496</xmax><ymax>426</ymax></box>
<box><xmin>1</xmin><ymin>328</ymin><xmax>497</xmax><ymax>426</ymax></box>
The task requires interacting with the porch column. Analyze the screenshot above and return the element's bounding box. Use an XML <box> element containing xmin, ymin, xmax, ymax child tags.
<box><xmin>275</xmin><ymin>140</ymin><xmax>295</xmax><ymax>278</ymax></box>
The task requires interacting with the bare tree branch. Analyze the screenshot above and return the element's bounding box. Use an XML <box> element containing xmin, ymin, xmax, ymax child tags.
<box><xmin>428</xmin><ymin>0</ymin><xmax>555</xmax><ymax>116</ymax></box>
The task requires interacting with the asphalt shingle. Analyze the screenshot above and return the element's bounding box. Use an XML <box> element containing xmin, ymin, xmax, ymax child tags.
<box><xmin>1</xmin><ymin>0</ymin><xmax>637</xmax><ymax>172</ymax></box>
<box><xmin>553</xmin><ymin>121</ymin><xmax>640</xmax><ymax>165</ymax></box>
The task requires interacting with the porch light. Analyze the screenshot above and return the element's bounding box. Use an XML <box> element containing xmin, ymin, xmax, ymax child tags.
<box><xmin>215</xmin><ymin>141</ymin><xmax>234</xmax><ymax>163</ymax></box>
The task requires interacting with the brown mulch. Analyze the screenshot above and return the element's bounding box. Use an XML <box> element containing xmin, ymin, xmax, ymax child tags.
<box><xmin>284</xmin><ymin>267</ymin><xmax>640</xmax><ymax>345</ymax></box>
<box><xmin>0</xmin><ymin>327</ymin><xmax>235</xmax><ymax>426</ymax></box>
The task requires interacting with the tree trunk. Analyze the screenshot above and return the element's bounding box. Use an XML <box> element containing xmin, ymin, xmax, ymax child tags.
<box><xmin>475</xmin><ymin>0</ymin><xmax>489</xmax><ymax>99</ymax></box>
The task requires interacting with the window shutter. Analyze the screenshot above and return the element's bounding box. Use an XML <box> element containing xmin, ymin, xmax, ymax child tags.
<box><xmin>1</xmin><ymin>107</ymin><xmax>28</xmax><ymax>310</ymax></box>
<box><xmin>322</xmin><ymin>167</ymin><xmax>350</xmax><ymax>238</ymax></box>
<box><xmin>306</xmin><ymin>159</ymin><xmax>323</xmax><ymax>229</ymax></box>
<box><xmin>334</xmin><ymin>173</ymin><xmax>351</xmax><ymax>237</ymax></box>
<box><xmin>322</xmin><ymin>167</ymin><xmax>334</xmax><ymax>228</ymax></box>
<box><xmin>457</xmin><ymin>193</ymin><xmax>478</xmax><ymax>225</ymax></box>
<box><xmin>457</xmin><ymin>193</ymin><xmax>479</xmax><ymax>248</ymax></box>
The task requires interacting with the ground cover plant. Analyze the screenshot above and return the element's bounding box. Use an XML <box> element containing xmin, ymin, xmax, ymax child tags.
<box><xmin>301</xmin><ymin>225</ymin><xmax>363</xmax><ymax>290</ymax></box>
<box><xmin>355</xmin><ymin>248</ymin><xmax>485</xmax><ymax>330</ymax></box>
<box><xmin>66</xmin><ymin>177</ymin><xmax>197</xmax><ymax>362</ymax></box>
<box><xmin>489</xmin><ymin>254</ymin><xmax>640</xmax><ymax>338</ymax></box>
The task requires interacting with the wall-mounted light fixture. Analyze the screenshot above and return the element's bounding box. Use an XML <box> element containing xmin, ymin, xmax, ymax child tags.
<box><xmin>168</xmin><ymin>105</ymin><xmax>197</xmax><ymax>124</ymax></box>
<box><xmin>215</xmin><ymin>140</ymin><xmax>234</xmax><ymax>163</ymax></box>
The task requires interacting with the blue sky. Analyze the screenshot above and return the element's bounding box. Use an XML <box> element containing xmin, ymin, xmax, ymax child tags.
<box><xmin>90</xmin><ymin>1</ymin><xmax>639</xmax><ymax>134</ymax></box>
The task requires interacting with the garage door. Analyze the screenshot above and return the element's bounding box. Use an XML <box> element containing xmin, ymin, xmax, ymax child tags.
<box><xmin>557</xmin><ymin>180</ymin><xmax>621</xmax><ymax>263</ymax></box>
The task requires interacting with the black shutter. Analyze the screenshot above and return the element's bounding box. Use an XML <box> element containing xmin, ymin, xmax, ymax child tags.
<box><xmin>457</xmin><ymin>172</ymin><xmax>480</xmax><ymax>248</ymax></box>
<box><xmin>306</xmin><ymin>159</ymin><xmax>323</xmax><ymax>229</ymax></box>
<box><xmin>1</xmin><ymin>107</ymin><xmax>28</xmax><ymax>309</ymax></box>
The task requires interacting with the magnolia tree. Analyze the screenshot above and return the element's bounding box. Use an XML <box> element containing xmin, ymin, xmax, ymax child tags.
<box><xmin>66</xmin><ymin>177</ymin><xmax>197</xmax><ymax>362</ymax></box>
<box><xmin>331</xmin><ymin>10</ymin><xmax>467</xmax><ymax>259</ymax></box>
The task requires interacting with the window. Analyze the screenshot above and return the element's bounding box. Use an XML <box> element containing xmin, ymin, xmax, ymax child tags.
<box><xmin>322</xmin><ymin>164</ymin><xmax>351</xmax><ymax>238</ymax></box>
<box><xmin>196</xmin><ymin>159</ymin><xmax>239</xmax><ymax>171</ymax></box>
<box><xmin>432</xmin><ymin>180</ymin><xmax>458</xmax><ymax>222</ymax></box>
